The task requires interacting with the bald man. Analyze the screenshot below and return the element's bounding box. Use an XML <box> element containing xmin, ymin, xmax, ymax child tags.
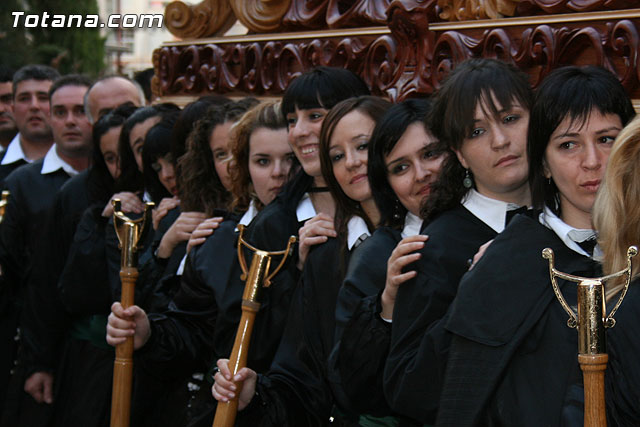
<box><xmin>84</xmin><ymin>76</ymin><xmax>145</xmax><ymax>125</ymax></box>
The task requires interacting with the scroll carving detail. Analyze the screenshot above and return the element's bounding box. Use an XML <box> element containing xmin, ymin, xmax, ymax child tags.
<box><xmin>165</xmin><ymin>0</ymin><xmax>236</xmax><ymax>39</ymax></box>
<box><xmin>436</xmin><ymin>0</ymin><xmax>521</xmax><ymax>21</ymax></box>
<box><xmin>229</xmin><ymin>0</ymin><xmax>292</xmax><ymax>33</ymax></box>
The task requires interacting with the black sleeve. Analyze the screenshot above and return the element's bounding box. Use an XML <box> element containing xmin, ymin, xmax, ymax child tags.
<box><xmin>58</xmin><ymin>204</ymin><xmax>112</xmax><ymax>315</ymax></box>
<box><xmin>138</xmin><ymin>245</ymin><xmax>218</xmax><ymax>377</ymax></box>
<box><xmin>0</xmin><ymin>173</ymin><xmax>27</xmax><ymax>301</ymax></box>
<box><xmin>382</xmin><ymin>237</ymin><xmax>473</xmax><ymax>423</ymax></box>
<box><xmin>239</xmin><ymin>251</ymin><xmax>336</xmax><ymax>427</ymax></box>
<box><xmin>329</xmin><ymin>229</ymin><xmax>399</xmax><ymax>417</ymax></box>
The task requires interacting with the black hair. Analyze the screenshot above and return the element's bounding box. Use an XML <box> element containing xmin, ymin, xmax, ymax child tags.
<box><xmin>49</xmin><ymin>74</ymin><xmax>93</xmax><ymax>99</ymax></box>
<box><xmin>368</xmin><ymin>98</ymin><xmax>442</xmax><ymax>228</ymax></box>
<box><xmin>281</xmin><ymin>66</ymin><xmax>370</xmax><ymax>117</ymax></box>
<box><xmin>114</xmin><ymin>106</ymin><xmax>165</xmax><ymax>193</ymax></box>
<box><xmin>143</xmin><ymin>113</ymin><xmax>179</xmax><ymax>203</ymax></box>
<box><xmin>12</xmin><ymin>64</ymin><xmax>60</xmax><ymax>96</ymax></box>
<box><xmin>0</xmin><ymin>66</ymin><xmax>14</xmax><ymax>83</ymax></box>
<box><xmin>319</xmin><ymin>96</ymin><xmax>392</xmax><ymax>253</ymax></box>
<box><xmin>133</xmin><ymin>68</ymin><xmax>155</xmax><ymax>103</ymax></box>
<box><xmin>88</xmin><ymin>103</ymin><xmax>138</xmax><ymax>205</ymax></box>
<box><xmin>528</xmin><ymin>65</ymin><xmax>636</xmax><ymax>214</ymax></box>
<box><xmin>422</xmin><ymin>58</ymin><xmax>533</xmax><ymax>223</ymax></box>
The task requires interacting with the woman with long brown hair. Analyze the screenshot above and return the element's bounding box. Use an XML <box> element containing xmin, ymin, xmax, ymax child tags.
<box><xmin>212</xmin><ymin>96</ymin><xmax>391</xmax><ymax>425</ymax></box>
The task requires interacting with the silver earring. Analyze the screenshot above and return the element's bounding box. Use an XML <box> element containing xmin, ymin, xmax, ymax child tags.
<box><xmin>463</xmin><ymin>169</ymin><xmax>473</xmax><ymax>189</ymax></box>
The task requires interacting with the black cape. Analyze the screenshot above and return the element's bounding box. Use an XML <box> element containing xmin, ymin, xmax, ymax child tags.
<box><xmin>436</xmin><ymin>214</ymin><xmax>640</xmax><ymax>426</ymax></box>
<box><xmin>383</xmin><ymin>205</ymin><xmax>497</xmax><ymax>424</ymax></box>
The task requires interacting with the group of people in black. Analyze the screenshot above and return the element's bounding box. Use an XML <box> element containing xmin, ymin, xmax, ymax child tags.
<box><xmin>0</xmin><ymin>58</ymin><xmax>639</xmax><ymax>427</ymax></box>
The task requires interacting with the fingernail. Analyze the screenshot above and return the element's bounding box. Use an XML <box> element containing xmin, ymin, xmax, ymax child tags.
<box><xmin>234</xmin><ymin>374</ymin><xmax>241</xmax><ymax>381</ymax></box>
<box><xmin>228</xmin><ymin>392</ymin><xmax>235</xmax><ymax>398</ymax></box>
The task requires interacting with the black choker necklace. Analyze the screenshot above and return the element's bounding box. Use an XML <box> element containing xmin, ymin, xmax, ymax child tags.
<box><xmin>308</xmin><ymin>186</ymin><xmax>330</xmax><ymax>193</ymax></box>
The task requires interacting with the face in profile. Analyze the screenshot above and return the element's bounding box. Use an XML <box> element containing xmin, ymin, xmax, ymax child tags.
<box><xmin>209</xmin><ymin>121</ymin><xmax>233</xmax><ymax>191</ymax></box>
<box><xmin>129</xmin><ymin>116</ymin><xmax>161</xmax><ymax>172</ymax></box>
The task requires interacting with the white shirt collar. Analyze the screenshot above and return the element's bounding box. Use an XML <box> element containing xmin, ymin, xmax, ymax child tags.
<box><xmin>238</xmin><ymin>199</ymin><xmax>259</xmax><ymax>227</ymax></box>
<box><xmin>296</xmin><ymin>193</ymin><xmax>317</xmax><ymax>222</ymax></box>
<box><xmin>401</xmin><ymin>211</ymin><xmax>423</xmax><ymax>238</ymax></box>
<box><xmin>462</xmin><ymin>189</ymin><xmax>522</xmax><ymax>234</ymax></box>
<box><xmin>347</xmin><ymin>215</ymin><xmax>371</xmax><ymax>250</ymax></box>
<box><xmin>539</xmin><ymin>206</ymin><xmax>600</xmax><ymax>258</ymax></box>
<box><xmin>41</xmin><ymin>144</ymin><xmax>79</xmax><ymax>176</ymax></box>
<box><xmin>1</xmin><ymin>133</ymin><xmax>32</xmax><ymax>165</ymax></box>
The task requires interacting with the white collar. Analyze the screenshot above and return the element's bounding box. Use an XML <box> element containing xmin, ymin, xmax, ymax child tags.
<box><xmin>347</xmin><ymin>215</ymin><xmax>371</xmax><ymax>250</ymax></box>
<box><xmin>462</xmin><ymin>189</ymin><xmax>522</xmax><ymax>233</ymax></box>
<box><xmin>296</xmin><ymin>193</ymin><xmax>317</xmax><ymax>222</ymax></box>
<box><xmin>1</xmin><ymin>133</ymin><xmax>32</xmax><ymax>165</ymax></box>
<box><xmin>539</xmin><ymin>206</ymin><xmax>600</xmax><ymax>258</ymax></box>
<box><xmin>235</xmin><ymin>200</ymin><xmax>260</xmax><ymax>232</ymax></box>
<box><xmin>142</xmin><ymin>191</ymin><xmax>152</xmax><ymax>203</ymax></box>
<box><xmin>41</xmin><ymin>144</ymin><xmax>79</xmax><ymax>176</ymax></box>
<box><xmin>402</xmin><ymin>211</ymin><xmax>423</xmax><ymax>238</ymax></box>
<box><xmin>238</xmin><ymin>199</ymin><xmax>259</xmax><ymax>227</ymax></box>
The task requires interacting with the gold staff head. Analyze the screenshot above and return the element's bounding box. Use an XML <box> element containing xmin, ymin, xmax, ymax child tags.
<box><xmin>112</xmin><ymin>199</ymin><xmax>155</xmax><ymax>267</ymax></box>
<box><xmin>0</xmin><ymin>190</ymin><xmax>9</xmax><ymax>224</ymax></box>
<box><xmin>543</xmin><ymin>245</ymin><xmax>637</xmax><ymax>355</ymax></box>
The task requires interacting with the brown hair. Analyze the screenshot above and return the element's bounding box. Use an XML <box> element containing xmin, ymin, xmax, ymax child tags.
<box><xmin>228</xmin><ymin>101</ymin><xmax>288</xmax><ymax>212</ymax></box>
<box><xmin>178</xmin><ymin>99</ymin><xmax>258</xmax><ymax>215</ymax></box>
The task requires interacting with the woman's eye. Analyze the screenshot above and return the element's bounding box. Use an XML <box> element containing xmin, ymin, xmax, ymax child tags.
<box><xmin>151</xmin><ymin>162</ymin><xmax>161</xmax><ymax>173</ymax></box>
<box><xmin>470</xmin><ymin>128</ymin><xmax>485</xmax><ymax>138</ymax></box>
<box><xmin>357</xmin><ymin>142</ymin><xmax>369</xmax><ymax>151</ymax></box>
<box><xmin>424</xmin><ymin>149</ymin><xmax>441</xmax><ymax>159</ymax></box>
<box><xmin>309</xmin><ymin>112</ymin><xmax>323</xmax><ymax>121</ymax></box>
<box><xmin>390</xmin><ymin>164</ymin><xmax>408</xmax><ymax>175</ymax></box>
<box><xmin>331</xmin><ymin>153</ymin><xmax>344</xmax><ymax>163</ymax></box>
<box><xmin>215</xmin><ymin>151</ymin><xmax>228</xmax><ymax>160</ymax></box>
<box><xmin>257</xmin><ymin>158</ymin><xmax>269</xmax><ymax>166</ymax></box>
<box><xmin>503</xmin><ymin>114</ymin><xmax>519</xmax><ymax>124</ymax></box>
<box><xmin>598</xmin><ymin>135</ymin><xmax>616</xmax><ymax>144</ymax></box>
<box><xmin>559</xmin><ymin>141</ymin><xmax>576</xmax><ymax>150</ymax></box>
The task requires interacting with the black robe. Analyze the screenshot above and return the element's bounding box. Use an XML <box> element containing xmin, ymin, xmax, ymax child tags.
<box><xmin>0</xmin><ymin>160</ymin><xmax>71</xmax><ymax>426</ymax></box>
<box><xmin>0</xmin><ymin>148</ymin><xmax>27</xmax><ymax>188</ymax></box>
<box><xmin>329</xmin><ymin>227</ymin><xmax>401</xmax><ymax>418</ymax></box>
<box><xmin>238</xmin><ymin>237</ymin><xmax>358</xmax><ymax>426</ymax></box>
<box><xmin>383</xmin><ymin>205</ymin><xmax>497</xmax><ymax>424</ymax></box>
<box><xmin>436</xmin><ymin>214</ymin><xmax>640</xmax><ymax>426</ymax></box>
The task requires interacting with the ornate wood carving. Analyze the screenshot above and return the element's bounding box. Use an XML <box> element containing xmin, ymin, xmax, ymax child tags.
<box><xmin>229</xmin><ymin>0</ymin><xmax>292</xmax><ymax>33</ymax></box>
<box><xmin>436</xmin><ymin>0</ymin><xmax>520</xmax><ymax>21</ymax></box>
<box><xmin>516</xmin><ymin>0</ymin><xmax>638</xmax><ymax>16</ymax></box>
<box><xmin>152</xmin><ymin>32</ymin><xmax>399</xmax><ymax>99</ymax></box>
<box><xmin>429</xmin><ymin>19</ymin><xmax>640</xmax><ymax>93</ymax></box>
<box><xmin>282</xmin><ymin>0</ymin><xmax>391</xmax><ymax>30</ymax></box>
<box><xmin>165</xmin><ymin>0</ymin><xmax>236</xmax><ymax>39</ymax></box>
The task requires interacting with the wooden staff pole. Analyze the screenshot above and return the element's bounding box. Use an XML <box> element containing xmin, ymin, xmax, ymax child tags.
<box><xmin>110</xmin><ymin>200</ymin><xmax>153</xmax><ymax>427</ymax></box>
<box><xmin>213</xmin><ymin>225</ymin><xmax>296</xmax><ymax>427</ymax></box>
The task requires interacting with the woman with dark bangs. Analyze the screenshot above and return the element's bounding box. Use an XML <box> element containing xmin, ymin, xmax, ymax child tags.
<box><xmin>435</xmin><ymin>66</ymin><xmax>635</xmax><ymax>426</ymax></box>
<box><xmin>213</xmin><ymin>96</ymin><xmax>391</xmax><ymax>426</ymax></box>
<box><xmin>382</xmin><ymin>58</ymin><xmax>534</xmax><ymax>424</ymax></box>
<box><xmin>106</xmin><ymin>101</ymin><xmax>295</xmax><ymax>427</ymax></box>
<box><xmin>329</xmin><ymin>99</ymin><xmax>448</xmax><ymax>425</ymax></box>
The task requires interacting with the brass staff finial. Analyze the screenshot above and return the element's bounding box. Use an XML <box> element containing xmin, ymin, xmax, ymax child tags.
<box><xmin>542</xmin><ymin>246</ymin><xmax>637</xmax><ymax>354</ymax></box>
<box><xmin>112</xmin><ymin>199</ymin><xmax>154</xmax><ymax>268</ymax></box>
<box><xmin>0</xmin><ymin>191</ymin><xmax>9</xmax><ymax>224</ymax></box>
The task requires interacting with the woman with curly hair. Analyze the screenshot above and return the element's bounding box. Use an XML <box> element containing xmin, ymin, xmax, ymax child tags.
<box><xmin>107</xmin><ymin>100</ymin><xmax>295</xmax><ymax>426</ymax></box>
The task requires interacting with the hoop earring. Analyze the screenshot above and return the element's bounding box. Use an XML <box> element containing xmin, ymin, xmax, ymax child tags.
<box><xmin>463</xmin><ymin>169</ymin><xmax>473</xmax><ymax>189</ymax></box>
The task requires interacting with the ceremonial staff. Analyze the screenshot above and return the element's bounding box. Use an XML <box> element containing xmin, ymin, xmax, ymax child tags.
<box><xmin>213</xmin><ymin>224</ymin><xmax>296</xmax><ymax>427</ymax></box>
<box><xmin>110</xmin><ymin>199</ymin><xmax>153</xmax><ymax>427</ymax></box>
<box><xmin>543</xmin><ymin>246</ymin><xmax>637</xmax><ymax>427</ymax></box>
<box><xmin>0</xmin><ymin>190</ymin><xmax>9</xmax><ymax>223</ymax></box>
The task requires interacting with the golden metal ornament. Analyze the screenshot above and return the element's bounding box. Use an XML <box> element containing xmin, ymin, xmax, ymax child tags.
<box><xmin>112</xmin><ymin>199</ymin><xmax>155</xmax><ymax>268</ymax></box>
